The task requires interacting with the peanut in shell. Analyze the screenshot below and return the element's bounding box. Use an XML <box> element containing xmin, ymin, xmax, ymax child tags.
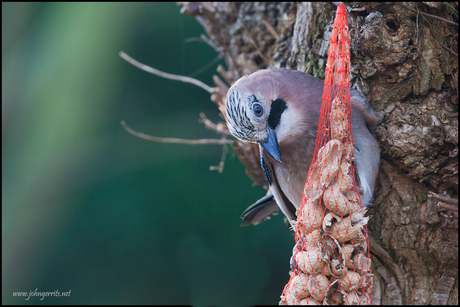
<box><xmin>297</xmin><ymin>201</ymin><xmax>324</xmax><ymax>234</ymax></box>
<box><xmin>317</xmin><ymin>140</ymin><xmax>342</xmax><ymax>188</ymax></box>
<box><xmin>295</xmin><ymin>248</ymin><xmax>323</xmax><ymax>275</ymax></box>
<box><xmin>290</xmin><ymin>273</ymin><xmax>311</xmax><ymax>299</ymax></box>
<box><xmin>323</xmin><ymin>183</ymin><xmax>351</xmax><ymax>216</ymax></box>
<box><xmin>339</xmin><ymin>271</ymin><xmax>362</xmax><ymax>292</ymax></box>
<box><xmin>308</xmin><ymin>274</ymin><xmax>330</xmax><ymax>302</ymax></box>
<box><xmin>300</xmin><ymin>297</ymin><xmax>319</xmax><ymax>305</ymax></box>
<box><xmin>329</xmin><ymin>211</ymin><xmax>368</xmax><ymax>243</ymax></box>
<box><xmin>344</xmin><ymin>290</ymin><xmax>360</xmax><ymax>305</ymax></box>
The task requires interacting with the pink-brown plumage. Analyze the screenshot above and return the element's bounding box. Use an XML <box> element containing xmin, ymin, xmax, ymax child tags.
<box><xmin>225</xmin><ymin>69</ymin><xmax>380</xmax><ymax>225</ymax></box>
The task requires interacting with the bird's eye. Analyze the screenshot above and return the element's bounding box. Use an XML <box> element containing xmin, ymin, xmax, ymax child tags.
<box><xmin>253</xmin><ymin>103</ymin><xmax>263</xmax><ymax>117</ymax></box>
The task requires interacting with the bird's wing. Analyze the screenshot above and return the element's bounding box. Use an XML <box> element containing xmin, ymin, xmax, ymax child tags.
<box><xmin>350</xmin><ymin>90</ymin><xmax>381</xmax><ymax>128</ymax></box>
<box><xmin>260</xmin><ymin>148</ymin><xmax>297</xmax><ymax>225</ymax></box>
<box><xmin>240</xmin><ymin>193</ymin><xmax>279</xmax><ymax>226</ymax></box>
<box><xmin>350</xmin><ymin>91</ymin><xmax>381</xmax><ymax>206</ymax></box>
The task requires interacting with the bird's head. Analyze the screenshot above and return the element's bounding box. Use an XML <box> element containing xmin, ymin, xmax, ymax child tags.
<box><xmin>224</xmin><ymin>69</ymin><xmax>309</xmax><ymax>163</ymax></box>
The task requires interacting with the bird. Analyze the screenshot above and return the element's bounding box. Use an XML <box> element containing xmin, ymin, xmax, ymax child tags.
<box><xmin>223</xmin><ymin>68</ymin><xmax>380</xmax><ymax>227</ymax></box>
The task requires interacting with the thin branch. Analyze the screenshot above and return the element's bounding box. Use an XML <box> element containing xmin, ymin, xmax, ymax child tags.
<box><xmin>398</xmin><ymin>3</ymin><xmax>458</xmax><ymax>26</ymax></box>
<box><xmin>183</xmin><ymin>36</ymin><xmax>203</xmax><ymax>44</ymax></box>
<box><xmin>262</xmin><ymin>19</ymin><xmax>281</xmax><ymax>41</ymax></box>
<box><xmin>209</xmin><ymin>139</ymin><xmax>228</xmax><ymax>173</ymax></box>
<box><xmin>119</xmin><ymin>51</ymin><xmax>215</xmax><ymax>93</ymax></box>
<box><xmin>198</xmin><ymin>112</ymin><xmax>230</xmax><ymax>135</ymax></box>
<box><xmin>200</xmin><ymin>34</ymin><xmax>223</xmax><ymax>53</ymax></box>
<box><xmin>121</xmin><ymin>121</ymin><xmax>233</xmax><ymax>145</ymax></box>
<box><xmin>437</xmin><ymin>202</ymin><xmax>459</xmax><ymax>212</ymax></box>
<box><xmin>428</xmin><ymin>191</ymin><xmax>458</xmax><ymax>205</ymax></box>
<box><xmin>416</xmin><ymin>9</ymin><xmax>419</xmax><ymax>45</ymax></box>
<box><xmin>217</xmin><ymin>64</ymin><xmax>233</xmax><ymax>86</ymax></box>
<box><xmin>444</xmin><ymin>2</ymin><xmax>458</xmax><ymax>17</ymax></box>
<box><xmin>229</xmin><ymin>3</ymin><xmax>270</xmax><ymax>65</ymax></box>
<box><xmin>212</xmin><ymin>74</ymin><xmax>229</xmax><ymax>95</ymax></box>
<box><xmin>417</xmin><ymin>10</ymin><xmax>459</xmax><ymax>57</ymax></box>
<box><xmin>195</xmin><ymin>15</ymin><xmax>211</xmax><ymax>33</ymax></box>
<box><xmin>188</xmin><ymin>54</ymin><xmax>223</xmax><ymax>78</ymax></box>
<box><xmin>416</xmin><ymin>8</ymin><xmax>459</xmax><ymax>86</ymax></box>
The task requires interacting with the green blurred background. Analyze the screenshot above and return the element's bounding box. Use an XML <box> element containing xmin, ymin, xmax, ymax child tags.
<box><xmin>2</xmin><ymin>2</ymin><xmax>294</xmax><ymax>305</ymax></box>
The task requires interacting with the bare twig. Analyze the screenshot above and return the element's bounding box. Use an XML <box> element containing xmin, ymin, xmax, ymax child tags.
<box><xmin>119</xmin><ymin>51</ymin><xmax>215</xmax><ymax>93</ymax></box>
<box><xmin>397</xmin><ymin>3</ymin><xmax>458</xmax><ymax>26</ymax></box>
<box><xmin>183</xmin><ymin>36</ymin><xmax>203</xmax><ymax>44</ymax></box>
<box><xmin>416</xmin><ymin>8</ymin><xmax>459</xmax><ymax>87</ymax></box>
<box><xmin>209</xmin><ymin>139</ymin><xmax>228</xmax><ymax>173</ymax></box>
<box><xmin>350</xmin><ymin>7</ymin><xmax>366</xmax><ymax>12</ymax></box>
<box><xmin>444</xmin><ymin>2</ymin><xmax>458</xmax><ymax>17</ymax></box>
<box><xmin>416</xmin><ymin>9</ymin><xmax>419</xmax><ymax>45</ymax></box>
<box><xmin>199</xmin><ymin>34</ymin><xmax>223</xmax><ymax>53</ymax></box>
<box><xmin>188</xmin><ymin>54</ymin><xmax>223</xmax><ymax>78</ymax></box>
<box><xmin>438</xmin><ymin>202</ymin><xmax>459</xmax><ymax>212</ymax></box>
<box><xmin>428</xmin><ymin>191</ymin><xmax>458</xmax><ymax>205</ymax></box>
<box><xmin>121</xmin><ymin>121</ymin><xmax>233</xmax><ymax>145</ymax></box>
<box><xmin>417</xmin><ymin>8</ymin><xmax>458</xmax><ymax>57</ymax></box>
<box><xmin>217</xmin><ymin>64</ymin><xmax>233</xmax><ymax>85</ymax></box>
<box><xmin>198</xmin><ymin>112</ymin><xmax>230</xmax><ymax>135</ymax></box>
<box><xmin>229</xmin><ymin>3</ymin><xmax>270</xmax><ymax>65</ymax></box>
<box><xmin>199</xmin><ymin>113</ymin><xmax>230</xmax><ymax>173</ymax></box>
<box><xmin>212</xmin><ymin>74</ymin><xmax>229</xmax><ymax>94</ymax></box>
<box><xmin>195</xmin><ymin>15</ymin><xmax>211</xmax><ymax>33</ymax></box>
<box><xmin>417</xmin><ymin>10</ymin><xmax>459</xmax><ymax>57</ymax></box>
<box><xmin>262</xmin><ymin>19</ymin><xmax>281</xmax><ymax>41</ymax></box>
<box><xmin>226</xmin><ymin>47</ymin><xmax>243</xmax><ymax>78</ymax></box>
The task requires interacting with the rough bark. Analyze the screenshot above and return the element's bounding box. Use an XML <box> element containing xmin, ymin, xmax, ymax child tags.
<box><xmin>179</xmin><ymin>2</ymin><xmax>458</xmax><ymax>304</ymax></box>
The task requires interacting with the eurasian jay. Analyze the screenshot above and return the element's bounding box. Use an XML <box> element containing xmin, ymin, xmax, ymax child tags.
<box><xmin>223</xmin><ymin>69</ymin><xmax>380</xmax><ymax>226</ymax></box>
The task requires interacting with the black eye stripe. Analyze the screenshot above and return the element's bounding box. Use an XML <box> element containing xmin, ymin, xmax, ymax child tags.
<box><xmin>267</xmin><ymin>98</ymin><xmax>287</xmax><ymax>130</ymax></box>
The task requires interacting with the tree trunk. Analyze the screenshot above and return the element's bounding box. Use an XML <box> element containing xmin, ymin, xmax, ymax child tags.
<box><xmin>180</xmin><ymin>2</ymin><xmax>458</xmax><ymax>304</ymax></box>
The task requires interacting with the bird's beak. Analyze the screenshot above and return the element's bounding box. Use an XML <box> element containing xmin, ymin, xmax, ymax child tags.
<box><xmin>260</xmin><ymin>127</ymin><xmax>281</xmax><ymax>163</ymax></box>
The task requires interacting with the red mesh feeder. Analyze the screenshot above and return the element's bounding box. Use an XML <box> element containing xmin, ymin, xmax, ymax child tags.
<box><xmin>280</xmin><ymin>3</ymin><xmax>372</xmax><ymax>305</ymax></box>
